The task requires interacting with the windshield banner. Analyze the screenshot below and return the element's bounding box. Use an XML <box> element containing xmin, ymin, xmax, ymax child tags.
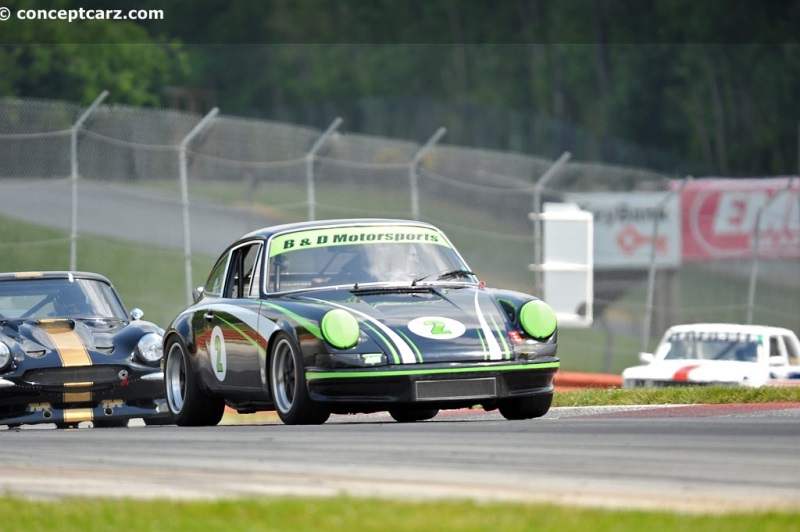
<box><xmin>269</xmin><ymin>225</ymin><xmax>450</xmax><ymax>257</ymax></box>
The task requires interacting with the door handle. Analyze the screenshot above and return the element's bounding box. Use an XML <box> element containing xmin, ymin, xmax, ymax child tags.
<box><xmin>203</xmin><ymin>312</ymin><xmax>214</xmax><ymax>322</ymax></box>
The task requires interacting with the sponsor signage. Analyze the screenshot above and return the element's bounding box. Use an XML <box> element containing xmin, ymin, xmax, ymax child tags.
<box><xmin>680</xmin><ymin>177</ymin><xmax>800</xmax><ymax>260</ymax></box>
<box><xmin>564</xmin><ymin>192</ymin><xmax>681</xmax><ymax>269</ymax></box>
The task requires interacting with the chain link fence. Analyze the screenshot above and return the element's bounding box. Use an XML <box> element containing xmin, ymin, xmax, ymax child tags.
<box><xmin>1</xmin><ymin>95</ymin><xmax>798</xmax><ymax>374</ymax></box>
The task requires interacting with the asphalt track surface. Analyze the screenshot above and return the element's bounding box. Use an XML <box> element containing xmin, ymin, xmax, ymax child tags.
<box><xmin>2</xmin><ymin>403</ymin><xmax>800</xmax><ymax>514</ymax></box>
<box><xmin>0</xmin><ymin>178</ymin><xmax>276</xmax><ymax>256</ymax></box>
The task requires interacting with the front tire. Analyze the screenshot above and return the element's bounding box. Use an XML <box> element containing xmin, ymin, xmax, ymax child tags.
<box><xmin>498</xmin><ymin>393</ymin><xmax>552</xmax><ymax>420</ymax></box>
<box><xmin>269</xmin><ymin>333</ymin><xmax>329</xmax><ymax>425</ymax></box>
<box><xmin>165</xmin><ymin>339</ymin><xmax>225</xmax><ymax>426</ymax></box>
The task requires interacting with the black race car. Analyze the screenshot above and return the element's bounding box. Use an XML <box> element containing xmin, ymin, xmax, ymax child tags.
<box><xmin>0</xmin><ymin>271</ymin><xmax>171</xmax><ymax>428</ymax></box>
<box><xmin>164</xmin><ymin>219</ymin><xmax>559</xmax><ymax>426</ymax></box>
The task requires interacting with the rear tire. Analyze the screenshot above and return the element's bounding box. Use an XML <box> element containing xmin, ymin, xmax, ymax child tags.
<box><xmin>498</xmin><ymin>394</ymin><xmax>552</xmax><ymax>420</ymax></box>
<box><xmin>389</xmin><ymin>408</ymin><xmax>439</xmax><ymax>423</ymax></box>
<box><xmin>165</xmin><ymin>339</ymin><xmax>225</xmax><ymax>426</ymax></box>
<box><xmin>269</xmin><ymin>333</ymin><xmax>329</xmax><ymax>425</ymax></box>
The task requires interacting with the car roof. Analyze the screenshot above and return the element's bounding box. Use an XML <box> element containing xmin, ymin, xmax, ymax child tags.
<box><xmin>664</xmin><ymin>323</ymin><xmax>796</xmax><ymax>337</ymax></box>
<box><xmin>238</xmin><ymin>218</ymin><xmax>440</xmax><ymax>242</ymax></box>
<box><xmin>0</xmin><ymin>271</ymin><xmax>112</xmax><ymax>284</ymax></box>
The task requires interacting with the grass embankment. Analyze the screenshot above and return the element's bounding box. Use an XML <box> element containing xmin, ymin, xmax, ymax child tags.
<box><xmin>0</xmin><ymin>496</ymin><xmax>797</xmax><ymax>531</ymax></box>
<box><xmin>553</xmin><ymin>385</ymin><xmax>800</xmax><ymax>407</ymax></box>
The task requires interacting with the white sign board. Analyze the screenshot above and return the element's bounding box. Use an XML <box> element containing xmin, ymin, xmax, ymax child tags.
<box><xmin>564</xmin><ymin>192</ymin><xmax>681</xmax><ymax>269</ymax></box>
<box><xmin>536</xmin><ymin>203</ymin><xmax>593</xmax><ymax>328</ymax></box>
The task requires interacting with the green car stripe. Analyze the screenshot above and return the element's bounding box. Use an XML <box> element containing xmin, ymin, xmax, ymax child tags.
<box><xmin>216</xmin><ymin>314</ymin><xmax>267</xmax><ymax>356</ymax></box>
<box><xmin>261</xmin><ymin>301</ymin><xmax>322</xmax><ymax>339</ymax></box>
<box><xmin>396</xmin><ymin>329</ymin><xmax>423</xmax><ymax>363</ymax></box>
<box><xmin>306</xmin><ymin>361</ymin><xmax>560</xmax><ymax>380</ymax></box>
<box><xmin>359</xmin><ymin>320</ymin><xmax>400</xmax><ymax>364</ymax></box>
<box><xmin>487</xmin><ymin>312</ymin><xmax>511</xmax><ymax>360</ymax></box>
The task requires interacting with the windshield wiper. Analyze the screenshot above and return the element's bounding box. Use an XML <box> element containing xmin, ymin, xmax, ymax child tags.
<box><xmin>412</xmin><ymin>269</ymin><xmax>476</xmax><ymax>286</ymax></box>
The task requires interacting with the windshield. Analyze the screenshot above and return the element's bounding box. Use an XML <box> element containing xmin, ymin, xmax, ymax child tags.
<box><xmin>266</xmin><ymin>225</ymin><xmax>473</xmax><ymax>292</ymax></box>
<box><xmin>0</xmin><ymin>278</ymin><xmax>128</xmax><ymax>320</ymax></box>
<box><xmin>658</xmin><ymin>331</ymin><xmax>762</xmax><ymax>362</ymax></box>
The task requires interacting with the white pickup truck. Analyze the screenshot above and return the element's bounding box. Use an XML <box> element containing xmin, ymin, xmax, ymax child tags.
<box><xmin>622</xmin><ymin>323</ymin><xmax>800</xmax><ymax>388</ymax></box>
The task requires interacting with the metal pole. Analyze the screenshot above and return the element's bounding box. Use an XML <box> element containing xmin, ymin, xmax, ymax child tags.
<box><xmin>531</xmin><ymin>151</ymin><xmax>571</xmax><ymax>296</ymax></box>
<box><xmin>69</xmin><ymin>90</ymin><xmax>109</xmax><ymax>270</ymax></box>
<box><xmin>306</xmin><ymin>117</ymin><xmax>343</xmax><ymax>221</ymax></box>
<box><xmin>641</xmin><ymin>176</ymin><xmax>691</xmax><ymax>354</ymax></box>
<box><xmin>179</xmin><ymin>107</ymin><xmax>219</xmax><ymax>305</ymax></box>
<box><xmin>746</xmin><ymin>178</ymin><xmax>795</xmax><ymax>324</ymax></box>
<box><xmin>409</xmin><ymin>127</ymin><xmax>447</xmax><ymax>220</ymax></box>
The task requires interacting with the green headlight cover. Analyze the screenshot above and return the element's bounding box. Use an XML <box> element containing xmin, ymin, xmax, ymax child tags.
<box><xmin>519</xmin><ymin>300</ymin><xmax>557</xmax><ymax>339</ymax></box>
<box><xmin>321</xmin><ymin>309</ymin><xmax>360</xmax><ymax>349</ymax></box>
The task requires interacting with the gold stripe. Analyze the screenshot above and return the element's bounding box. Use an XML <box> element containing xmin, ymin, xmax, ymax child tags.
<box><xmin>65</xmin><ymin>382</ymin><xmax>93</xmax><ymax>388</ymax></box>
<box><xmin>64</xmin><ymin>408</ymin><xmax>93</xmax><ymax>423</ymax></box>
<box><xmin>45</xmin><ymin>326</ymin><xmax>92</xmax><ymax>367</ymax></box>
<box><xmin>14</xmin><ymin>271</ymin><xmax>44</xmax><ymax>278</ymax></box>
<box><xmin>64</xmin><ymin>392</ymin><xmax>92</xmax><ymax>403</ymax></box>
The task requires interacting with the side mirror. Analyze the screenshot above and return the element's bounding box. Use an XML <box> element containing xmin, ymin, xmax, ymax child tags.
<box><xmin>192</xmin><ymin>286</ymin><xmax>205</xmax><ymax>303</ymax></box>
<box><xmin>639</xmin><ymin>352</ymin><xmax>655</xmax><ymax>364</ymax></box>
<box><xmin>130</xmin><ymin>308</ymin><xmax>144</xmax><ymax>321</ymax></box>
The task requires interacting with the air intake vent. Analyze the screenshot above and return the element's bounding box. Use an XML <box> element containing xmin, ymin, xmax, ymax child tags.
<box><xmin>416</xmin><ymin>377</ymin><xmax>496</xmax><ymax>401</ymax></box>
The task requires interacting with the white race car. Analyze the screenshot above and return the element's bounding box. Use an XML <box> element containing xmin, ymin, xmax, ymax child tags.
<box><xmin>622</xmin><ymin>323</ymin><xmax>800</xmax><ymax>388</ymax></box>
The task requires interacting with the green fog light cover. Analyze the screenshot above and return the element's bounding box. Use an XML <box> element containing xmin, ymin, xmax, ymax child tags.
<box><xmin>321</xmin><ymin>309</ymin><xmax>360</xmax><ymax>349</ymax></box>
<box><xmin>519</xmin><ymin>300</ymin><xmax>557</xmax><ymax>339</ymax></box>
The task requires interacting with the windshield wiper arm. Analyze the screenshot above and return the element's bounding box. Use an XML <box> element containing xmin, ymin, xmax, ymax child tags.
<box><xmin>412</xmin><ymin>269</ymin><xmax>476</xmax><ymax>286</ymax></box>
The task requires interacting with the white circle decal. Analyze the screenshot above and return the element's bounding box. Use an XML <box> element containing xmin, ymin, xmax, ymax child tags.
<box><xmin>209</xmin><ymin>326</ymin><xmax>227</xmax><ymax>381</ymax></box>
<box><xmin>408</xmin><ymin>317</ymin><xmax>466</xmax><ymax>340</ymax></box>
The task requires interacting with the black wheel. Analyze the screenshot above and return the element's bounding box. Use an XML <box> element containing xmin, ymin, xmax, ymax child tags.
<box><xmin>93</xmin><ymin>419</ymin><xmax>128</xmax><ymax>428</ymax></box>
<box><xmin>165</xmin><ymin>339</ymin><xmax>225</xmax><ymax>426</ymax></box>
<box><xmin>498</xmin><ymin>393</ymin><xmax>553</xmax><ymax>420</ymax></box>
<box><xmin>389</xmin><ymin>408</ymin><xmax>439</xmax><ymax>423</ymax></box>
<box><xmin>269</xmin><ymin>333</ymin><xmax>330</xmax><ymax>425</ymax></box>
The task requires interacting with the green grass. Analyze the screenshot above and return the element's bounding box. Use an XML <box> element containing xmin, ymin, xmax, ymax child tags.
<box><xmin>0</xmin><ymin>495</ymin><xmax>798</xmax><ymax>531</ymax></box>
<box><xmin>553</xmin><ymin>385</ymin><xmax>800</xmax><ymax>407</ymax></box>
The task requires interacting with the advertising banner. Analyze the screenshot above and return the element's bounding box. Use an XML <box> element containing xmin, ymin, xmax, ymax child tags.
<box><xmin>680</xmin><ymin>177</ymin><xmax>800</xmax><ymax>260</ymax></box>
<box><xmin>564</xmin><ymin>192</ymin><xmax>681</xmax><ymax>269</ymax></box>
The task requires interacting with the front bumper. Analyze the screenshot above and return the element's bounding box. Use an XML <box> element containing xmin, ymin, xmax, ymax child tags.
<box><xmin>306</xmin><ymin>359</ymin><xmax>559</xmax><ymax>408</ymax></box>
<box><xmin>0</xmin><ymin>371</ymin><xmax>169</xmax><ymax>426</ymax></box>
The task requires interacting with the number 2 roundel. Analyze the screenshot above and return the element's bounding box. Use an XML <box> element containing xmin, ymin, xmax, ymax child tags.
<box><xmin>407</xmin><ymin>317</ymin><xmax>466</xmax><ymax>340</ymax></box>
<box><xmin>209</xmin><ymin>326</ymin><xmax>227</xmax><ymax>381</ymax></box>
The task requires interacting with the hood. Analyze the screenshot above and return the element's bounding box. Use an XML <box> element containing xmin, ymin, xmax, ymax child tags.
<box><xmin>1</xmin><ymin>318</ymin><xmax>128</xmax><ymax>368</ymax></box>
<box><xmin>622</xmin><ymin>358</ymin><xmax>770</xmax><ymax>387</ymax></box>
<box><xmin>295</xmin><ymin>286</ymin><xmax>516</xmax><ymax>364</ymax></box>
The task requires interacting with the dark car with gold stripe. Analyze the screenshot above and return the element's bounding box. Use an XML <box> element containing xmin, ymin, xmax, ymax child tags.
<box><xmin>0</xmin><ymin>271</ymin><xmax>171</xmax><ymax>428</ymax></box>
<box><xmin>164</xmin><ymin>219</ymin><xmax>559</xmax><ymax>426</ymax></box>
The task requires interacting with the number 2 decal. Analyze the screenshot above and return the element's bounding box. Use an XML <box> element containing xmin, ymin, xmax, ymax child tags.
<box><xmin>209</xmin><ymin>326</ymin><xmax>227</xmax><ymax>381</ymax></box>
<box><xmin>424</xmin><ymin>320</ymin><xmax>452</xmax><ymax>336</ymax></box>
<box><xmin>408</xmin><ymin>317</ymin><xmax>466</xmax><ymax>340</ymax></box>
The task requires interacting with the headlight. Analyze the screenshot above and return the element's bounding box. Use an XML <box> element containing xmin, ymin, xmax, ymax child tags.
<box><xmin>519</xmin><ymin>300</ymin><xmax>557</xmax><ymax>339</ymax></box>
<box><xmin>321</xmin><ymin>309</ymin><xmax>360</xmax><ymax>350</ymax></box>
<box><xmin>136</xmin><ymin>333</ymin><xmax>163</xmax><ymax>364</ymax></box>
<box><xmin>0</xmin><ymin>342</ymin><xmax>10</xmax><ymax>371</ymax></box>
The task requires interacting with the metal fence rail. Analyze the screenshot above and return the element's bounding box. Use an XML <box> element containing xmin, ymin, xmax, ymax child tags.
<box><xmin>1</xmin><ymin>95</ymin><xmax>797</xmax><ymax>373</ymax></box>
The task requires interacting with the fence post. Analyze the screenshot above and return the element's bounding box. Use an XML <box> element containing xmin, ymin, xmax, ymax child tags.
<box><xmin>69</xmin><ymin>90</ymin><xmax>108</xmax><ymax>271</ymax></box>
<box><xmin>306</xmin><ymin>117</ymin><xmax>343</xmax><ymax>221</ymax></box>
<box><xmin>641</xmin><ymin>176</ymin><xmax>691</xmax><ymax>354</ymax></box>
<box><xmin>531</xmin><ymin>151</ymin><xmax>571</xmax><ymax>296</ymax></box>
<box><xmin>746</xmin><ymin>178</ymin><xmax>795</xmax><ymax>324</ymax></box>
<box><xmin>409</xmin><ymin>127</ymin><xmax>446</xmax><ymax>220</ymax></box>
<box><xmin>179</xmin><ymin>107</ymin><xmax>219</xmax><ymax>305</ymax></box>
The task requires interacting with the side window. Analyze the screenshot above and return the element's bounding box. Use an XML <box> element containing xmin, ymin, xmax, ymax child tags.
<box><xmin>224</xmin><ymin>243</ymin><xmax>262</xmax><ymax>299</ymax></box>
<box><xmin>782</xmin><ymin>335</ymin><xmax>800</xmax><ymax>366</ymax></box>
<box><xmin>768</xmin><ymin>336</ymin><xmax>788</xmax><ymax>366</ymax></box>
<box><xmin>204</xmin><ymin>256</ymin><xmax>229</xmax><ymax>297</ymax></box>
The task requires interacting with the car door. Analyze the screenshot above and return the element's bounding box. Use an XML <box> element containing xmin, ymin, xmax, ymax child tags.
<box><xmin>203</xmin><ymin>241</ymin><xmax>265</xmax><ymax>396</ymax></box>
